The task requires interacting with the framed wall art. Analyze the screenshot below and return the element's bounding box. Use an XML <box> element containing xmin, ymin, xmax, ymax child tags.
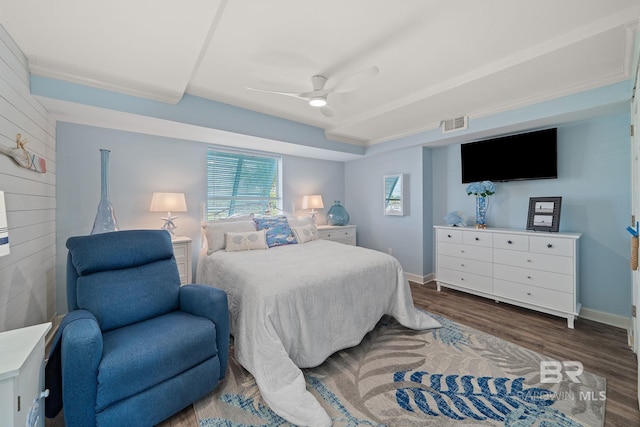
<box><xmin>526</xmin><ymin>197</ymin><xmax>562</xmax><ymax>232</ymax></box>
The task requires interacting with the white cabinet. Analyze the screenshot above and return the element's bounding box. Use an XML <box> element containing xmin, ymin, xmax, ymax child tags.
<box><xmin>0</xmin><ymin>323</ymin><xmax>52</xmax><ymax>427</ymax></box>
<box><xmin>435</xmin><ymin>226</ymin><xmax>581</xmax><ymax>328</ymax></box>
<box><xmin>172</xmin><ymin>236</ymin><xmax>192</xmax><ymax>285</ymax></box>
<box><xmin>317</xmin><ymin>225</ymin><xmax>357</xmax><ymax>246</ymax></box>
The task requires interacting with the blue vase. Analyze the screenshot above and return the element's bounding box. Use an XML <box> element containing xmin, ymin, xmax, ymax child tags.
<box><xmin>475</xmin><ymin>195</ymin><xmax>488</xmax><ymax>229</ymax></box>
<box><xmin>91</xmin><ymin>149</ymin><xmax>119</xmax><ymax>234</ymax></box>
<box><xmin>327</xmin><ymin>200</ymin><xmax>349</xmax><ymax>226</ymax></box>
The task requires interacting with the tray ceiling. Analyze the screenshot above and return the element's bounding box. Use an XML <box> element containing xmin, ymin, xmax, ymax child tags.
<box><xmin>0</xmin><ymin>0</ymin><xmax>638</xmax><ymax>145</ymax></box>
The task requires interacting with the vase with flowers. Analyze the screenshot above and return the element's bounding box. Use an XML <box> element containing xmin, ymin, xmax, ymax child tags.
<box><xmin>466</xmin><ymin>181</ymin><xmax>496</xmax><ymax>229</ymax></box>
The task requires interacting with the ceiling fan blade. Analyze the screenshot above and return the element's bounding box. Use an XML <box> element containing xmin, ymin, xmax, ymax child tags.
<box><xmin>321</xmin><ymin>105</ymin><xmax>335</xmax><ymax>118</ymax></box>
<box><xmin>245</xmin><ymin>86</ymin><xmax>307</xmax><ymax>100</ymax></box>
<box><xmin>329</xmin><ymin>66</ymin><xmax>379</xmax><ymax>94</ymax></box>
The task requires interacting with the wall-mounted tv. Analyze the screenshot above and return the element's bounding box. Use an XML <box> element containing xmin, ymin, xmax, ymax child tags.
<box><xmin>461</xmin><ymin>128</ymin><xmax>557</xmax><ymax>183</ymax></box>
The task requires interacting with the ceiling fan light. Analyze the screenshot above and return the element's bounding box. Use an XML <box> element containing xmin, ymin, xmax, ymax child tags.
<box><xmin>309</xmin><ymin>96</ymin><xmax>327</xmax><ymax>107</ymax></box>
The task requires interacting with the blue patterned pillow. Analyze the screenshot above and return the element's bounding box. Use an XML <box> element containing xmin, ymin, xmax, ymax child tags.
<box><xmin>254</xmin><ymin>216</ymin><xmax>298</xmax><ymax>248</ymax></box>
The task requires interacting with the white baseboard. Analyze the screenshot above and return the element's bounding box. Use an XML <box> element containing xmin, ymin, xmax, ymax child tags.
<box><xmin>405</xmin><ymin>272</ymin><xmax>433</xmax><ymax>285</ymax></box>
<box><xmin>579</xmin><ymin>307</ymin><xmax>630</xmax><ymax>330</ymax></box>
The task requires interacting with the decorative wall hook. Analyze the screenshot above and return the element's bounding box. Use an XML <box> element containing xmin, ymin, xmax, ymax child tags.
<box><xmin>0</xmin><ymin>134</ymin><xmax>46</xmax><ymax>173</ymax></box>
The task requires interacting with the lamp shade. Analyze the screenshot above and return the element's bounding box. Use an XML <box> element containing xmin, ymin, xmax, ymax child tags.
<box><xmin>150</xmin><ymin>192</ymin><xmax>187</xmax><ymax>213</ymax></box>
<box><xmin>301</xmin><ymin>195</ymin><xmax>324</xmax><ymax>210</ymax></box>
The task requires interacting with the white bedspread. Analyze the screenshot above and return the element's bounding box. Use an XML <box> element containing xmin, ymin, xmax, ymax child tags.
<box><xmin>197</xmin><ymin>239</ymin><xmax>441</xmax><ymax>427</ymax></box>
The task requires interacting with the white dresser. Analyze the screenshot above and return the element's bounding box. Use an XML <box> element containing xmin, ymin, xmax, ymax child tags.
<box><xmin>317</xmin><ymin>225</ymin><xmax>357</xmax><ymax>245</ymax></box>
<box><xmin>172</xmin><ymin>236</ymin><xmax>192</xmax><ymax>285</ymax></box>
<box><xmin>434</xmin><ymin>226</ymin><xmax>581</xmax><ymax>328</ymax></box>
<box><xmin>0</xmin><ymin>322</ymin><xmax>52</xmax><ymax>427</ymax></box>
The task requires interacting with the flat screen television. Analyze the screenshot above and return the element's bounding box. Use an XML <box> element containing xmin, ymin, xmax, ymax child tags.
<box><xmin>461</xmin><ymin>128</ymin><xmax>557</xmax><ymax>183</ymax></box>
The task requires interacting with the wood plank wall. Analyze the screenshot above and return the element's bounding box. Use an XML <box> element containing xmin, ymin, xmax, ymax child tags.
<box><xmin>0</xmin><ymin>24</ymin><xmax>56</xmax><ymax>332</ymax></box>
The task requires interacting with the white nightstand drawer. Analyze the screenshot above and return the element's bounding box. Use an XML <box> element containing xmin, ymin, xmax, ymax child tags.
<box><xmin>437</xmin><ymin>228</ymin><xmax>463</xmax><ymax>244</ymax></box>
<box><xmin>318</xmin><ymin>227</ymin><xmax>355</xmax><ymax>240</ymax></box>
<box><xmin>437</xmin><ymin>267</ymin><xmax>493</xmax><ymax>293</ymax></box>
<box><xmin>317</xmin><ymin>225</ymin><xmax>356</xmax><ymax>245</ymax></box>
<box><xmin>493</xmin><ymin>233</ymin><xmax>529</xmax><ymax>251</ymax></box>
<box><xmin>494</xmin><ymin>248</ymin><xmax>573</xmax><ymax>275</ymax></box>
<box><xmin>438</xmin><ymin>241</ymin><xmax>492</xmax><ymax>262</ymax></box>
<box><xmin>493</xmin><ymin>279</ymin><xmax>573</xmax><ymax>312</ymax></box>
<box><xmin>493</xmin><ymin>264</ymin><xmax>573</xmax><ymax>293</ymax></box>
<box><xmin>462</xmin><ymin>231</ymin><xmax>492</xmax><ymax>248</ymax></box>
<box><xmin>438</xmin><ymin>254</ymin><xmax>493</xmax><ymax>277</ymax></box>
<box><xmin>529</xmin><ymin>236</ymin><xmax>573</xmax><ymax>257</ymax></box>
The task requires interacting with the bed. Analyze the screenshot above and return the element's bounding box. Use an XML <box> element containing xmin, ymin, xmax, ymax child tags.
<box><xmin>196</xmin><ymin>216</ymin><xmax>441</xmax><ymax>427</ymax></box>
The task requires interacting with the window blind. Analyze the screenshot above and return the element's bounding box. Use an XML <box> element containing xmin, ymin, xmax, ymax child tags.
<box><xmin>206</xmin><ymin>150</ymin><xmax>281</xmax><ymax>219</ymax></box>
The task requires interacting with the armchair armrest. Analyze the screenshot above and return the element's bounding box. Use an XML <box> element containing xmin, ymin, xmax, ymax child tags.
<box><xmin>180</xmin><ymin>284</ymin><xmax>230</xmax><ymax>377</ymax></box>
<box><xmin>58</xmin><ymin>310</ymin><xmax>103</xmax><ymax>426</ymax></box>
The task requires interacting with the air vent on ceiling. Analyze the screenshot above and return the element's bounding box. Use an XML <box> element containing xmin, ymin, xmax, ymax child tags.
<box><xmin>441</xmin><ymin>115</ymin><xmax>468</xmax><ymax>133</ymax></box>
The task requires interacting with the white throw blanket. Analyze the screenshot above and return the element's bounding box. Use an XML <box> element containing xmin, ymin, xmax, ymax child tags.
<box><xmin>197</xmin><ymin>239</ymin><xmax>441</xmax><ymax>426</ymax></box>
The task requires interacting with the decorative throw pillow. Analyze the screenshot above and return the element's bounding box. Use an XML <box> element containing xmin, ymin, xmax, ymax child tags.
<box><xmin>205</xmin><ymin>220</ymin><xmax>256</xmax><ymax>254</ymax></box>
<box><xmin>292</xmin><ymin>224</ymin><xmax>318</xmax><ymax>244</ymax></box>
<box><xmin>225</xmin><ymin>230</ymin><xmax>267</xmax><ymax>252</ymax></box>
<box><xmin>253</xmin><ymin>216</ymin><xmax>297</xmax><ymax>248</ymax></box>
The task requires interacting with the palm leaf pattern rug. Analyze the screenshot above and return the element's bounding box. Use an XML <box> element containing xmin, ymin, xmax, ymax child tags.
<box><xmin>194</xmin><ymin>312</ymin><xmax>605</xmax><ymax>426</ymax></box>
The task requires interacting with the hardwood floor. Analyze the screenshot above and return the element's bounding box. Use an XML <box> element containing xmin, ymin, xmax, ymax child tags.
<box><xmin>47</xmin><ymin>281</ymin><xmax>640</xmax><ymax>427</ymax></box>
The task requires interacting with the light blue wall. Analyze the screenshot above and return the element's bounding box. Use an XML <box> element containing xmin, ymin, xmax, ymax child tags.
<box><xmin>55</xmin><ymin>122</ymin><xmax>344</xmax><ymax>314</ymax></box>
<box><xmin>345</xmin><ymin>145</ymin><xmax>426</xmax><ymax>277</ymax></box>
<box><xmin>432</xmin><ymin>113</ymin><xmax>631</xmax><ymax>316</ymax></box>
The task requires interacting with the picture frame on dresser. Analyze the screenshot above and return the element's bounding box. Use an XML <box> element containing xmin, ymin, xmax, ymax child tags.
<box><xmin>527</xmin><ymin>196</ymin><xmax>562</xmax><ymax>232</ymax></box>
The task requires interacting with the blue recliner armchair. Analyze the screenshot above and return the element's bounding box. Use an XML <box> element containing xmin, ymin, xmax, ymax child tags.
<box><xmin>46</xmin><ymin>229</ymin><xmax>229</xmax><ymax>426</ymax></box>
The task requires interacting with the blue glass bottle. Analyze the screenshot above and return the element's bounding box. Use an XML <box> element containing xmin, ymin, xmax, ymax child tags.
<box><xmin>91</xmin><ymin>149</ymin><xmax>119</xmax><ymax>234</ymax></box>
<box><xmin>327</xmin><ymin>200</ymin><xmax>349</xmax><ymax>226</ymax></box>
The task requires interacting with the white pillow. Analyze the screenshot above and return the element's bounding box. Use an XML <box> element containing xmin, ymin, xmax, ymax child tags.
<box><xmin>287</xmin><ymin>215</ymin><xmax>313</xmax><ymax>228</ymax></box>
<box><xmin>292</xmin><ymin>224</ymin><xmax>318</xmax><ymax>244</ymax></box>
<box><xmin>225</xmin><ymin>230</ymin><xmax>268</xmax><ymax>252</ymax></box>
<box><xmin>205</xmin><ymin>220</ymin><xmax>256</xmax><ymax>254</ymax></box>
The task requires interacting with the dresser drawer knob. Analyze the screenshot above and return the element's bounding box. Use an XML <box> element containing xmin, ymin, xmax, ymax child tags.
<box><xmin>447</xmin><ymin>234</ymin><xmax>452</xmax><ymax>238</ymax></box>
<box><xmin>507</xmin><ymin>240</ymin><xmax>512</xmax><ymax>244</ymax></box>
<box><xmin>461</xmin><ymin>264</ymin><xmax>465</xmax><ymax>267</ymax></box>
<box><xmin>547</xmin><ymin>243</ymin><xmax>553</xmax><ymax>248</ymax></box>
<box><xmin>527</xmin><ymin>259</ymin><xmax>532</xmax><ymax>263</ymax></box>
<box><xmin>527</xmin><ymin>292</ymin><xmax>532</xmax><ymax>296</ymax></box>
<box><xmin>527</xmin><ymin>276</ymin><xmax>532</xmax><ymax>279</ymax></box>
<box><xmin>475</xmin><ymin>237</ymin><xmax>479</xmax><ymax>241</ymax></box>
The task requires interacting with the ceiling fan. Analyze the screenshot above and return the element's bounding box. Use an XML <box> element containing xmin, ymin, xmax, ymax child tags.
<box><xmin>246</xmin><ymin>66</ymin><xmax>379</xmax><ymax>117</ymax></box>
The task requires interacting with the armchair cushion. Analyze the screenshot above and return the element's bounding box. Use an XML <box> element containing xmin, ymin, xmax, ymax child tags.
<box><xmin>76</xmin><ymin>259</ymin><xmax>180</xmax><ymax>332</ymax></box>
<box><xmin>96</xmin><ymin>311</ymin><xmax>218</xmax><ymax>410</ymax></box>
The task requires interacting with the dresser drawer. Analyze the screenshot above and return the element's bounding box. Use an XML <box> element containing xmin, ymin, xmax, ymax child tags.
<box><xmin>493</xmin><ymin>264</ymin><xmax>573</xmax><ymax>293</ymax></box>
<box><xmin>494</xmin><ymin>248</ymin><xmax>573</xmax><ymax>275</ymax></box>
<box><xmin>493</xmin><ymin>279</ymin><xmax>574</xmax><ymax>312</ymax></box>
<box><xmin>437</xmin><ymin>228</ymin><xmax>463</xmax><ymax>244</ymax></box>
<box><xmin>529</xmin><ymin>236</ymin><xmax>573</xmax><ymax>257</ymax></box>
<box><xmin>493</xmin><ymin>233</ymin><xmax>529</xmax><ymax>252</ymax></box>
<box><xmin>438</xmin><ymin>254</ymin><xmax>493</xmax><ymax>277</ymax></box>
<box><xmin>437</xmin><ymin>267</ymin><xmax>493</xmax><ymax>294</ymax></box>
<box><xmin>438</xmin><ymin>241</ymin><xmax>492</xmax><ymax>262</ymax></box>
<box><xmin>462</xmin><ymin>231</ymin><xmax>492</xmax><ymax>248</ymax></box>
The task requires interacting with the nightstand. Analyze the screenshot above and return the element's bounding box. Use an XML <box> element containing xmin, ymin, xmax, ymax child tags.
<box><xmin>172</xmin><ymin>236</ymin><xmax>192</xmax><ymax>285</ymax></box>
<box><xmin>317</xmin><ymin>224</ymin><xmax>357</xmax><ymax>246</ymax></box>
<box><xmin>0</xmin><ymin>322</ymin><xmax>51</xmax><ymax>427</ymax></box>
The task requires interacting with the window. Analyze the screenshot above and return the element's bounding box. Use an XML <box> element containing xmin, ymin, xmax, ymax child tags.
<box><xmin>206</xmin><ymin>149</ymin><xmax>282</xmax><ymax>220</ymax></box>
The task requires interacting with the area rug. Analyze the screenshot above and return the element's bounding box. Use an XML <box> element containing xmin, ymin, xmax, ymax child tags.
<box><xmin>194</xmin><ymin>312</ymin><xmax>606</xmax><ymax>426</ymax></box>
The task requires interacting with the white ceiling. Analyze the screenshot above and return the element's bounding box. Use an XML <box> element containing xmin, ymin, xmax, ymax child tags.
<box><xmin>1</xmin><ymin>0</ymin><xmax>639</xmax><ymax>147</ymax></box>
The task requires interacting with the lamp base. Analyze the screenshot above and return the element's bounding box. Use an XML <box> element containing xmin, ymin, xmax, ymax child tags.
<box><xmin>160</xmin><ymin>212</ymin><xmax>178</xmax><ymax>235</ymax></box>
